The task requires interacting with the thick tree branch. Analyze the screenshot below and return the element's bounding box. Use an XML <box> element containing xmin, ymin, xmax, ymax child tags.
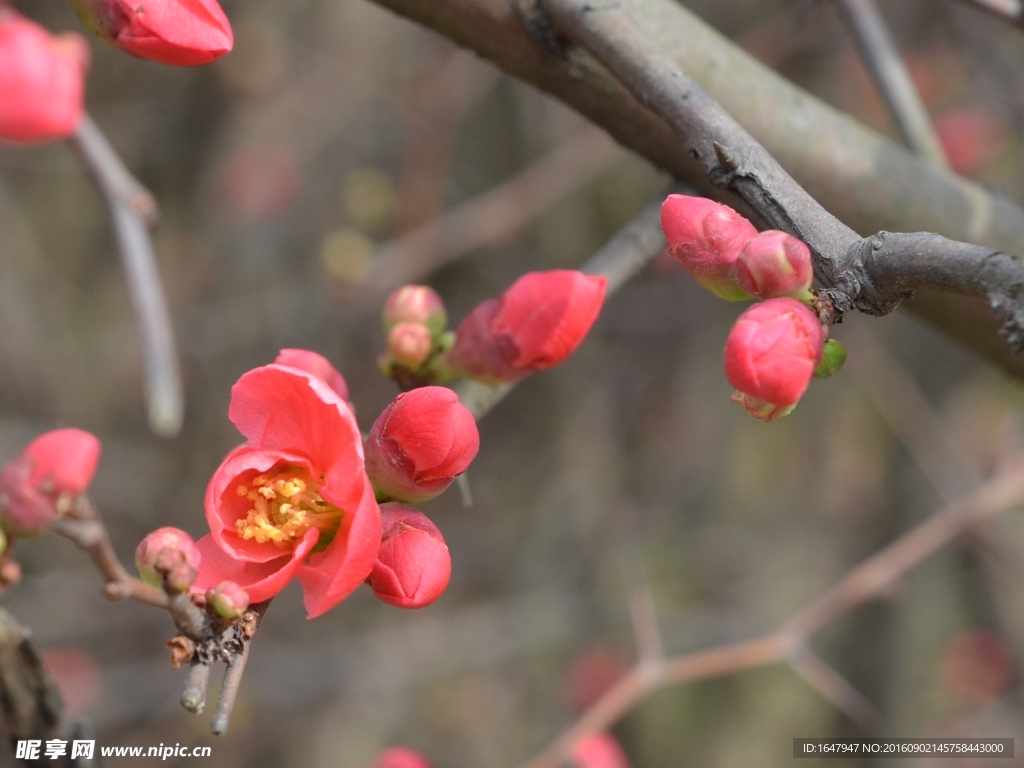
<box><xmin>364</xmin><ymin>0</ymin><xmax>1024</xmax><ymax>375</ymax></box>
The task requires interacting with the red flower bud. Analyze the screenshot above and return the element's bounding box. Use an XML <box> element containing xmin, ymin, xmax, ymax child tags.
<box><xmin>365</xmin><ymin>387</ymin><xmax>479</xmax><ymax>504</ymax></box>
<box><xmin>735</xmin><ymin>231</ymin><xmax>813</xmax><ymax>300</ymax></box>
<box><xmin>136</xmin><ymin>527</ymin><xmax>201</xmax><ymax>587</ymax></box>
<box><xmin>367</xmin><ymin>504</ymin><xmax>451</xmax><ymax>609</ymax></box>
<box><xmin>384</xmin><ymin>286</ymin><xmax>447</xmax><ymax>335</ymax></box>
<box><xmin>661</xmin><ymin>194</ymin><xmax>758</xmax><ymax>301</ymax></box>
<box><xmin>725</xmin><ymin>298</ymin><xmax>824</xmax><ymax>412</ymax></box>
<box><xmin>0</xmin><ymin>11</ymin><xmax>88</xmax><ymax>143</ymax></box>
<box><xmin>73</xmin><ymin>0</ymin><xmax>233</xmax><ymax>67</ymax></box>
<box><xmin>0</xmin><ymin>429</ymin><xmax>100</xmax><ymax>534</ymax></box>
<box><xmin>388</xmin><ymin>323</ymin><xmax>434</xmax><ymax>369</ymax></box>
<box><xmin>274</xmin><ymin>349</ymin><xmax>350</xmax><ymax>405</ymax></box>
<box><xmin>570</xmin><ymin>733</ymin><xmax>632</xmax><ymax>768</ymax></box>
<box><xmin>448</xmin><ymin>270</ymin><xmax>607</xmax><ymax>383</ymax></box>
<box><xmin>206</xmin><ymin>580</ymin><xmax>249</xmax><ymax>619</ymax></box>
<box><xmin>367</xmin><ymin>747</ymin><xmax>433</xmax><ymax>768</ymax></box>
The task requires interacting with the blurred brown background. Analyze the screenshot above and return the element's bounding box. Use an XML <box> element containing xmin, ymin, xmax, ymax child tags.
<box><xmin>3</xmin><ymin>0</ymin><xmax>1024</xmax><ymax>765</ymax></box>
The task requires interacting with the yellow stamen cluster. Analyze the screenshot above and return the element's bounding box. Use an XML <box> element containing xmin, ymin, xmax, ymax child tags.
<box><xmin>234</xmin><ymin>469</ymin><xmax>343</xmax><ymax>549</ymax></box>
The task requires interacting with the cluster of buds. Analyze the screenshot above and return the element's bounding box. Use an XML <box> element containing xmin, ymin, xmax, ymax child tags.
<box><xmin>136</xmin><ymin>527</ymin><xmax>249</xmax><ymax>620</ymax></box>
<box><xmin>661</xmin><ymin>194</ymin><xmax>847</xmax><ymax>421</ymax></box>
<box><xmin>0</xmin><ymin>1</ymin><xmax>231</xmax><ymax>144</ymax></box>
<box><xmin>378</xmin><ymin>286</ymin><xmax>453</xmax><ymax>388</ymax></box>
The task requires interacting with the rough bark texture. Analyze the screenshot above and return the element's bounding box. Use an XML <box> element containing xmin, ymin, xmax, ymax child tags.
<box><xmin>366</xmin><ymin>0</ymin><xmax>1024</xmax><ymax>377</ymax></box>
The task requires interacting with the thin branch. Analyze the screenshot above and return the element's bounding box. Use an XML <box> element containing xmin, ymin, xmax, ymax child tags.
<box><xmin>50</xmin><ymin>496</ymin><xmax>168</xmax><ymax>609</ymax></box>
<box><xmin>209</xmin><ymin>600</ymin><xmax>269</xmax><ymax>735</ymax></box>
<box><xmin>68</xmin><ymin>115</ymin><xmax>184</xmax><ymax>437</ymax></box>
<box><xmin>952</xmin><ymin>0</ymin><xmax>1024</xmax><ymax>30</ymax></box>
<box><xmin>363</xmin><ymin>127</ymin><xmax>620</xmax><ymax>297</ymax></box>
<box><xmin>517</xmin><ymin>456</ymin><xmax>1024</xmax><ymax>768</ymax></box>
<box><xmin>789</xmin><ymin>648</ymin><xmax>881</xmax><ymax>732</ymax></box>
<box><xmin>180</xmin><ymin>661</ymin><xmax>211</xmax><ymax>715</ymax></box>
<box><xmin>621</xmin><ymin>558</ymin><xmax>664</xmax><ymax>666</ymax></box>
<box><xmin>456</xmin><ymin>199</ymin><xmax>666</xmax><ymax>419</ymax></box>
<box><xmin>833</xmin><ymin>0</ymin><xmax>948</xmax><ymax>168</ymax></box>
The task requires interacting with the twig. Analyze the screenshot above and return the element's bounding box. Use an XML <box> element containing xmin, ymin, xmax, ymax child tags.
<box><xmin>363</xmin><ymin>127</ymin><xmax>620</xmax><ymax>296</ymax></box>
<box><xmin>181</xmin><ymin>661</ymin><xmax>211</xmax><ymax>715</ymax></box>
<box><xmin>621</xmin><ymin>558</ymin><xmax>663</xmax><ymax>666</ymax></box>
<box><xmin>68</xmin><ymin>115</ymin><xmax>184</xmax><ymax>437</ymax></box>
<box><xmin>209</xmin><ymin>601</ymin><xmax>269</xmax><ymax>735</ymax></box>
<box><xmin>833</xmin><ymin>0</ymin><xmax>948</xmax><ymax>168</ymax></box>
<box><xmin>789</xmin><ymin>647</ymin><xmax>881</xmax><ymax>732</ymax></box>
<box><xmin>50</xmin><ymin>496</ymin><xmax>168</xmax><ymax>609</ymax></box>
<box><xmin>952</xmin><ymin>0</ymin><xmax>1024</xmax><ymax>30</ymax></box>
<box><xmin>517</xmin><ymin>456</ymin><xmax>1024</xmax><ymax>768</ymax></box>
<box><xmin>455</xmin><ymin>199</ymin><xmax>666</xmax><ymax>419</ymax></box>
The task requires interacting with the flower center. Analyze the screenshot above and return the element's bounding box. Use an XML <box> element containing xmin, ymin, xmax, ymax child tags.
<box><xmin>234</xmin><ymin>468</ymin><xmax>343</xmax><ymax>550</ymax></box>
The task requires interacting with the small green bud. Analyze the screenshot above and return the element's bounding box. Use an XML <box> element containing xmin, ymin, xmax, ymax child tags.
<box><xmin>814</xmin><ymin>339</ymin><xmax>847</xmax><ymax>379</ymax></box>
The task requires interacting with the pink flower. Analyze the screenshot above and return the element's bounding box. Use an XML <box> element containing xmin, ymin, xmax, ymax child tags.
<box><xmin>661</xmin><ymin>194</ymin><xmax>758</xmax><ymax>301</ymax></box>
<box><xmin>0</xmin><ymin>429</ymin><xmax>100</xmax><ymax>534</ymax></box>
<box><xmin>725</xmin><ymin>299</ymin><xmax>825</xmax><ymax>415</ymax></box>
<box><xmin>570</xmin><ymin>733</ymin><xmax>632</xmax><ymax>768</ymax></box>
<box><xmin>0</xmin><ymin>11</ymin><xmax>88</xmax><ymax>143</ymax></box>
<box><xmin>365</xmin><ymin>387</ymin><xmax>479</xmax><ymax>504</ymax></box>
<box><xmin>73</xmin><ymin>0</ymin><xmax>232</xmax><ymax>67</ymax></box>
<box><xmin>935</xmin><ymin>108</ymin><xmax>1008</xmax><ymax>176</ymax></box>
<box><xmin>449</xmin><ymin>270</ymin><xmax>607</xmax><ymax>383</ymax></box>
<box><xmin>384</xmin><ymin>286</ymin><xmax>447</xmax><ymax>335</ymax></box>
<box><xmin>366</xmin><ymin>746</ymin><xmax>433</xmax><ymax>768</ymax></box>
<box><xmin>194</xmin><ymin>364</ymin><xmax>381</xmax><ymax>619</ymax></box>
<box><xmin>135</xmin><ymin>526</ymin><xmax>201</xmax><ymax>586</ymax></box>
<box><xmin>367</xmin><ymin>504</ymin><xmax>451</xmax><ymax>609</ymax></box>
<box><xmin>274</xmin><ymin>349</ymin><xmax>350</xmax><ymax>405</ymax></box>
<box><xmin>735</xmin><ymin>230</ymin><xmax>813</xmax><ymax>300</ymax></box>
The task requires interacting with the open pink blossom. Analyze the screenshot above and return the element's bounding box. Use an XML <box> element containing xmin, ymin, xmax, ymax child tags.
<box><xmin>365</xmin><ymin>387</ymin><xmax>479</xmax><ymax>504</ymax></box>
<box><xmin>0</xmin><ymin>11</ymin><xmax>89</xmax><ymax>143</ymax></box>
<box><xmin>74</xmin><ymin>0</ymin><xmax>233</xmax><ymax>66</ymax></box>
<box><xmin>0</xmin><ymin>429</ymin><xmax>100</xmax><ymax>534</ymax></box>
<box><xmin>449</xmin><ymin>270</ymin><xmax>607</xmax><ymax>383</ymax></box>
<box><xmin>366</xmin><ymin>504</ymin><xmax>451</xmax><ymax>609</ymax></box>
<box><xmin>274</xmin><ymin>348</ymin><xmax>350</xmax><ymax>405</ymax></box>
<box><xmin>194</xmin><ymin>364</ymin><xmax>380</xmax><ymax>618</ymax></box>
<box><xmin>725</xmin><ymin>298</ymin><xmax>824</xmax><ymax>414</ymax></box>
<box><xmin>661</xmin><ymin>194</ymin><xmax>758</xmax><ymax>301</ymax></box>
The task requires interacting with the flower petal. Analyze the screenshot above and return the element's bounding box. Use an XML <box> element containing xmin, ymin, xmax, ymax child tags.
<box><xmin>296</xmin><ymin>470</ymin><xmax>381</xmax><ymax>618</ymax></box>
<box><xmin>229</xmin><ymin>364</ymin><xmax>362</xmax><ymax>470</ymax></box>
<box><xmin>193</xmin><ymin>529</ymin><xmax>317</xmax><ymax>603</ymax></box>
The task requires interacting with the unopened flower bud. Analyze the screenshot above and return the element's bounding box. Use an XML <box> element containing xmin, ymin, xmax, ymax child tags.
<box><xmin>0</xmin><ymin>11</ymin><xmax>89</xmax><ymax>143</ymax></box>
<box><xmin>73</xmin><ymin>0</ymin><xmax>233</xmax><ymax>67</ymax></box>
<box><xmin>166</xmin><ymin>563</ymin><xmax>198</xmax><ymax>593</ymax></box>
<box><xmin>367</xmin><ymin>504</ymin><xmax>451</xmax><ymax>609</ymax></box>
<box><xmin>814</xmin><ymin>339</ymin><xmax>847</xmax><ymax>379</ymax></box>
<box><xmin>448</xmin><ymin>270</ymin><xmax>607</xmax><ymax>383</ymax></box>
<box><xmin>388</xmin><ymin>323</ymin><xmax>434</xmax><ymax>369</ymax></box>
<box><xmin>0</xmin><ymin>556</ymin><xmax>22</xmax><ymax>589</ymax></box>
<box><xmin>661</xmin><ymin>194</ymin><xmax>758</xmax><ymax>301</ymax></box>
<box><xmin>365</xmin><ymin>387</ymin><xmax>479</xmax><ymax>504</ymax></box>
<box><xmin>367</xmin><ymin>746</ymin><xmax>433</xmax><ymax>768</ymax></box>
<box><xmin>570</xmin><ymin>732</ymin><xmax>632</xmax><ymax>768</ymax></box>
<box><xmin>384</xmin><ymin>286</ymin><xmax>447</xmax><ymax>335</ymax></box>
<box><xmin>725</xmin><ymin>298</ymin><xmax>825</xmax><ymax>417</ymax></box>
<box><xmin>0</xmin><ymin>429</ymin><xmax>101</xmax><ymax>535</ymax></box>
<box><xmin>136</xmin><ymin>527</ymin><xmax>201</xmax><ymax>587</ymax></box>
<box><xmin>206</xmin><ymin>581</ymin><xmax>249</xmax><ymax>619</ymax></box>
<box><xmin>735</xmin><ymin>230</ymin><xmax>813</xmax><ymax>300</ymax></box>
